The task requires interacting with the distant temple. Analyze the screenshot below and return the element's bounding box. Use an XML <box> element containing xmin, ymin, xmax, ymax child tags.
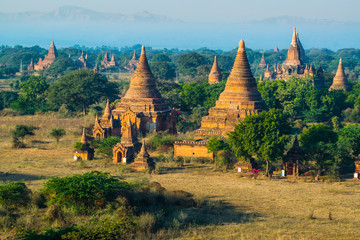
<box><xmin>124</xmin><ymin>50</ymin><xmax>139</xmax><ymax>71</ymax></box>
<box><xmin>101</xmin><ymin>52</ymin><xmax>116</xmax><ymax>68</ymax></box>
<box><xmin>195</xmin><ymin>40</ymin><xmax>264</xmax><ymax>138</ymax></box>
<box><xmin>262</xmin><ymin>28</ymin><xmax>325</xmax><ymax>84</ymax></box>
<box><xmin>274</xmin><ymin>46</ymin><xmax>279</xmax><ymax>52</ymax></box>
<box><xmin>329</xmin><ymin>59</ymin><xmax>350</xmax><ymax>91</ymax></box>
<box><xmin>27</xmin><ymin>59</ymin><xmax>34</xmax><ymax>71</ymax></box>
<box><xmin>93</xmin><ymin>45</ymin><xmax>177</xmax><ymax>141</ymax></box>
<box><xmin>78</xmin><ymin>51</ymin><xmax>87</xmax><ymax>69</ymax></box>
<box><xmin>283</xmin><ymin>136</ymin><xmax>303</xmax><ymax>176</ymax></box>
<box><xmin>208</xmin><ymin>56</ymin><xmax>222</xmax><ymax>84</ymax></box>
<box><xmin>34</xmin><ymin>41</ymin><xmax>57</xmax><ymax>71</ymax></box>
<box><xmin>257</xmin><ymin>52</ymin><xmax>267</xmax><ymax>69</ymax></box>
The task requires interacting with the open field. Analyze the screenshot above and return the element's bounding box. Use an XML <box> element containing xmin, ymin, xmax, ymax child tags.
<box><xmin>1</xmin><ymin>115</ymin><xmax>360</xmax><ymax>239</ymax></box>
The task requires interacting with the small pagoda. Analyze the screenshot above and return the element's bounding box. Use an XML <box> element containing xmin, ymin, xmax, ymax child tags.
<box><xmin>257</xmin><ymin>53</ymin><xmax>267</xmax><ymax>69</ymax></box>
<box><xmin>208</xmin><ymin>56</ymin><xmax>222</xmax><ymax>84</ymax></box>
<box><xmin>74</xmin><ymin>128</ymin><xmax>94</xmax><ymax>161</ymax></box>
<box><xmin>131</xmin><ymin>140</ymin><xmax>155</xmax><ymax>171</ymax></box>
<box><xmin>329</xmin><ymin>59</ymin><xmax>350</xmax><ymax>91</ymax></box>
<box><xmin>283</xmin><ymin>136</ymin><xmax>303</xmax><ymax>176</ymax></box>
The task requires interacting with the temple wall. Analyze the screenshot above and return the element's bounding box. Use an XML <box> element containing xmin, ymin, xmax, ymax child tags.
<box><xmin>174</xmin><ymin>141</ymin><xmax>214</xmax><ymax>160</ymax></box>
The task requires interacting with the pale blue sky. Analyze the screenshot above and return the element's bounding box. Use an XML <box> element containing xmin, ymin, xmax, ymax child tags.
<box><xmin>1</xmin><ymin>0</ymin><xmax>359</xmax><ymax>22</ymax></box>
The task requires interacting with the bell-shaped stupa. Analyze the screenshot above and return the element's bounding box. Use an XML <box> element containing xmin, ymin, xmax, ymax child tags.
<box><xmin>329</xmin><ymin>59</ymin><xmax>350</xmax><ymax>91</ymax></box>
<box><xmin>195</xmin><ymin>40</ymin><xmax>264</xmax><ymax>138</ymax></box>
<box><xmin>208</xmin><ymin>56</ymin><xmax>222</xmax><ymax>84</ymax></box>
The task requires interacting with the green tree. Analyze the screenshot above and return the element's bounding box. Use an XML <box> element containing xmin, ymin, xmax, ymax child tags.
<box><xmin>47</xmin><ymin>70</ymin><xmax>118</xmax><ymax>115</ymax></box>
<box><xmin>151</xmin><ymin>53</ymin><xmax>172</xmax><ymax>63</ymax></box>
<box><xmin>43</xmin><ymin>57</ymin><xmax>80</xmax><ymax>78</ymax></box>
<box><xmin>179</xmin><ymin>83</ymin><xmax>206</xmax><ymax>110</ymax></box>
<box><xmin>150</xmin><ymin>62</ymin><xmax>176</xmax><ymax>80</ymax></box>
<box><xmin>0</xmin><ymin>182</ymin><xmax>31</xmax><ymax>209</ymax></box>
<box><xmin>299</xmin><ymin>124</ymin><xmax>338</xmax><ymax>176</ymax></box>
<box><xmin>206</xmin><ymin>137</ymin><xmax>230</xmax><ymax>153</ymax></box>
<box><xmin>93</xmin><ymin>137</ymin><xmax>121</xmax><ymax>158</ymax></box>
<box><xmin>49</xmin><ymin>128</ymin><xmax>66</xmax><ymax>144</ymax></box>
<box><xmin>177</xmin><ymin>52</ymin><xmax>206</xmax><ymax>76</ymax></box>
<box><xmin>11</xmin><ymin>125</ymin><xmax>37</xmax><ymax>148</ymax></box>
<box><xmin>228</xmin><ymin>109</ymin><xmax>292</xmax><ymax>175</ymax></box>
<box><xmin>11</xmin><ymin>76</ymin><xmax>49</xmax><ymax>114</ymax></box>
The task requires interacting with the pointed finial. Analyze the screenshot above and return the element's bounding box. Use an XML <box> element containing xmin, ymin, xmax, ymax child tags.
<box><xmin>239</xmin><ymin>39</ymin><xmax>245</xmax><ymax>51</ymax></box>
<box><xmin>141</xmin><ymin>45</ymin><xmax>146</xmax><ymax>55</ymax></box>
<box><xmin>81</xmin><ymin>128</ymin><xmax>87</xmax><ymax>144</ymax></box>
<box><xmin>291</xmin><ymin>28</ymin><xmax>297</xmax><ymax>46</ymax></box>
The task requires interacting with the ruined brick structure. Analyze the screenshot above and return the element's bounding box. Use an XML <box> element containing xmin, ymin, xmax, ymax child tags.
<box><xmin>34</xmin><ymin>41</ymin><xmax>57</xmax><ymax>71</ymax></box>
<box><xmin>93</xmin><ymin>45</ymin><xmax>177</xmax><ymax>141</ymax></box>
<box><xmin>329</xmin><ymin>59</ymin><xmax>350</xmax><ymax>91</ymax></box>
<box><xmin>125</xmin><ymin>50</ymin><xmax>139</xmax><ymax>71</ymax></box>
<box><xmin>194</xmin><ymin>40</ymin><xmax>264</xmax><ymax>138</ymax></box>
<box><xmin>131</xmin><ymin>140</ymin><xmax>155</xmax><ymax>171</ymax></box>
<box><xmin>283</xmin><ymin>136</ymin><xmax>303</xmax><ymax>176</ymax></box>
<box><xmin>208</xmin><ymin>56</ymin><xmax>222</xmax><ymax>84</ymax></box>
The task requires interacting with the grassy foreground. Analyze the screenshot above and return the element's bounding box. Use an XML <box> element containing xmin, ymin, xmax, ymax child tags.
<box><xmin>0</xmin><ymin>115</ymin><xmax>360</xmax><ymax>239</ymax></box>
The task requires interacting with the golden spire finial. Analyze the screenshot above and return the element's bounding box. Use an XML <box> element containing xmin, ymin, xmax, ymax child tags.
<box><xmin>239</xmin><ymin>39</ymin><xmax>245</xmax><ymax>51</ymax></box>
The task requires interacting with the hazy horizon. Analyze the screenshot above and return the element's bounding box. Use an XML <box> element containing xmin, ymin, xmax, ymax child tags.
<box><xmin>1</xmin><ymin>1</ymin><xmax>360</xmax><ymax>50</ymax></box>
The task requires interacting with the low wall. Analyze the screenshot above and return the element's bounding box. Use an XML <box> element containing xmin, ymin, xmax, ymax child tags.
<box><xmin>174</xmin><ymin>141</ymin><xmax>214</xmax><ymax>160</ymax></box>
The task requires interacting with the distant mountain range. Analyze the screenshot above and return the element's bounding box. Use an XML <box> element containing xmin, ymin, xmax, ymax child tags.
<box><xmin>0</xmin><ymin>5</ymin><xmax>182</xmax><ymax>24</ymax></box>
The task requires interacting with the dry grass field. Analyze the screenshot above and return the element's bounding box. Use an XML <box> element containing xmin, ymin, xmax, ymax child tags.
<box><xmin>1</xmin><ymin>115</ymin><xmax>360</xmax><ymax>239</ymax></box>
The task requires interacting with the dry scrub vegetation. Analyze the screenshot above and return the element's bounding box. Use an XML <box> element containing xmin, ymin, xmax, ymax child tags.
<box><xmin>1</xmin><ymin>115</ymin><xmax>360</xmax><ymax>239</ymax></box>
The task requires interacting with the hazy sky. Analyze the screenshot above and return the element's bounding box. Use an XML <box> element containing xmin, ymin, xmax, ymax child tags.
<box><xmin>1</xmin><ymin>0</ymin><xmax>359</xmax><ymax>22</ymax></box>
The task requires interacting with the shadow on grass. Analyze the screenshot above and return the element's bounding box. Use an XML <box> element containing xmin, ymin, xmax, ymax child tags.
<box><xmin>0</xmin><ymin>172</ymin><xmax>47</xmax><ymax>182</ymax></box>
<box><xmin>129</xmin><ymin>183</ymin><xmax>261</xmax><ymax>229</ymax></box>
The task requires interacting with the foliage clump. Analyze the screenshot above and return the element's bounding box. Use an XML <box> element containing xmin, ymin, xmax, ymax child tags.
<box><xmin>42</xmin><ymin>171</ymin><xmax>130</xmax><ymax>212</ymax></box>
<box><xmin>11</xmin><ymin>124</ymin><xmax>37</xmax><ymax>148</ymax></box>
<box><xmin>0</xmin><ymin>182</ymin><xmax>31</xmax><ymax>209</ymax></box>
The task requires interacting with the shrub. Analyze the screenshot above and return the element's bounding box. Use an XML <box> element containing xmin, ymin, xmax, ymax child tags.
<box><xmin>214</xmin><ymin>150</ymin><xmax>236</xmax><ymax>170</ymax></box>
<box><xmin>0</xmin><ymin>182</ymin><xmax>31</xmax><ymax>209</ymax></box>
<box><xmin>49</xmin><ymin>128</ymin><xmax>66</xmax><ymax>144</ymax></box>
<box><xmin>62</xmin><ymin>217</ymin><xmax>136</xmax><ymax>240</ymax></box>
<box><xmin>11</xmin><ymin>125</ymin><xmax>37</xmax><ymax>148</ymax></box>
<box><xmin>42</xmin><ymin>171</ymin><xmax>130</xmax><ymax>212</ymax></box>
<box><xmin>93</xmin><ymin>137</ymin><xmax>121</xmax><ymax>158</ymax></box>
<box><xmin>73</xmin><ymin>142</ymin><xmax>84</xmax><ymax>150</ymax></box>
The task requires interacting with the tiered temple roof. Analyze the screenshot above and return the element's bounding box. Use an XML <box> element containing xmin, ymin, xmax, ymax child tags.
<box><xmin>282</xmin><ymin>28</ymin><xmax>303</xmax><ymax>67</ymax></box>
<box><xmin>34</xmin><ymin>41</ymin><xmax>57</xmax><ymax>70</ymax></box>
<box><xmin>114</xmin><ymin>46</ymin><xmax>170</xmax><ymax>113</ymax></box>
<box><xmin>195</xmin><ymin>40</ymin><xmax>264</xmax><ymax>137</ymax></box>
<box><xmin>208</xmin><ymin>56</ymin><xmax>222</xmax><ymax>84</ymax></box>
<box><xmin>329</xmin><ymin>59</ymin><xmax>349</xmax><ymax>91</ymax></box>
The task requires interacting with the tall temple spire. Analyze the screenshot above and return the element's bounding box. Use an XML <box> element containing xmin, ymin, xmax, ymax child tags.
<box><xmin>329</xmin><ymin>59</ymin><xmax>349</xmax><ymax>91</ymax></box>
<box><xmin>132</xmin><ymin>50</ymin><xmax>137</xmax><ymax>60</ymax></box>
<box><xmin>122</xmin><ymin>45</ymin><xmax>162</xmax><ymax>99</ymax></box>
<box><xmin>102</xmin><ymin>99</ymin><xmax>111</xmax><ymax>119</ymax></box>
<box><xmin>208</xmin><ymin>56</ymin><xmax>222</xmax><ymax>84</ymax></box>
<box><xmin>291</xmin><ymin>28</ymin><xmax>297</xmax><ymax>46</ymax></box>
<box><xmin>121</xmin><ymin>114</ymin><xmax>134</xmax><ymax>144</ymax></box>
<box><xmin>283</xmin><ymin>28</ymin><xmax>303</xmax><ymax>67</ymax></box>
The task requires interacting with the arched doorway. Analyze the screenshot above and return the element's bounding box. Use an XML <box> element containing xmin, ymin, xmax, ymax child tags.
<box><xmin>287</xmin><ymin>163</ymin><xmax>294</xmax><ymax>175</ymax></box>
<box><xmin>96</xmin><ymin>133</ymin><xmax>101</xmax><ymax>140</ymax></box>
<box><xmin>116</xmin><ymin>152</ymin><xmax>122</xmax><ymax>163</ymax></box>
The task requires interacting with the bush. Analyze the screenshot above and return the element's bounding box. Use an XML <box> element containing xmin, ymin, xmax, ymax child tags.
<box><xmin>42</xmin><ymin>171</ymin><xmax>130</xmax><ymax>212</ymax></box>
<box><xmin>214</xmin><ymin>150</ymin><xmax>236</xmax><ymax>170</ymax></box>
<box><xmin>93</xmin><ymin>137</ymin><xmax>121</xmax><ymax>158</ymax></box>
<box><xmin>62</xmin><ymin>217</ymin><xmax>136</xmax><ymax>240</ymax></box>
<box><xmin>49</xmin><ymin>128</ymin><xmax>66</xmax><ymax>144</ymax></box>
<box><xmin>11</xmin><ymin>125</ymin><xmax>37</xmax><ymax>148</ymax></box>
<box><xmin>0</xmin><ymin>182</ymin><xmax>31</xmax><ymax>209</ymax></box>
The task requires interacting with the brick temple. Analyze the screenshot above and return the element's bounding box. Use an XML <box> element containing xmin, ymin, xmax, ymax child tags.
<box><xmin>33</xmin><ymin>41</ymin><xmax>57</xmax><ymax>71</ymax></box>
<box><xmin>195</xmin><ymin>39</ymin><xmax>264</xmax><ymax>138</ymax></box>
<box><xmin>93</xmin><ymin>45</ymin><xmax>177</xmax><ymax>140</ymax></box>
